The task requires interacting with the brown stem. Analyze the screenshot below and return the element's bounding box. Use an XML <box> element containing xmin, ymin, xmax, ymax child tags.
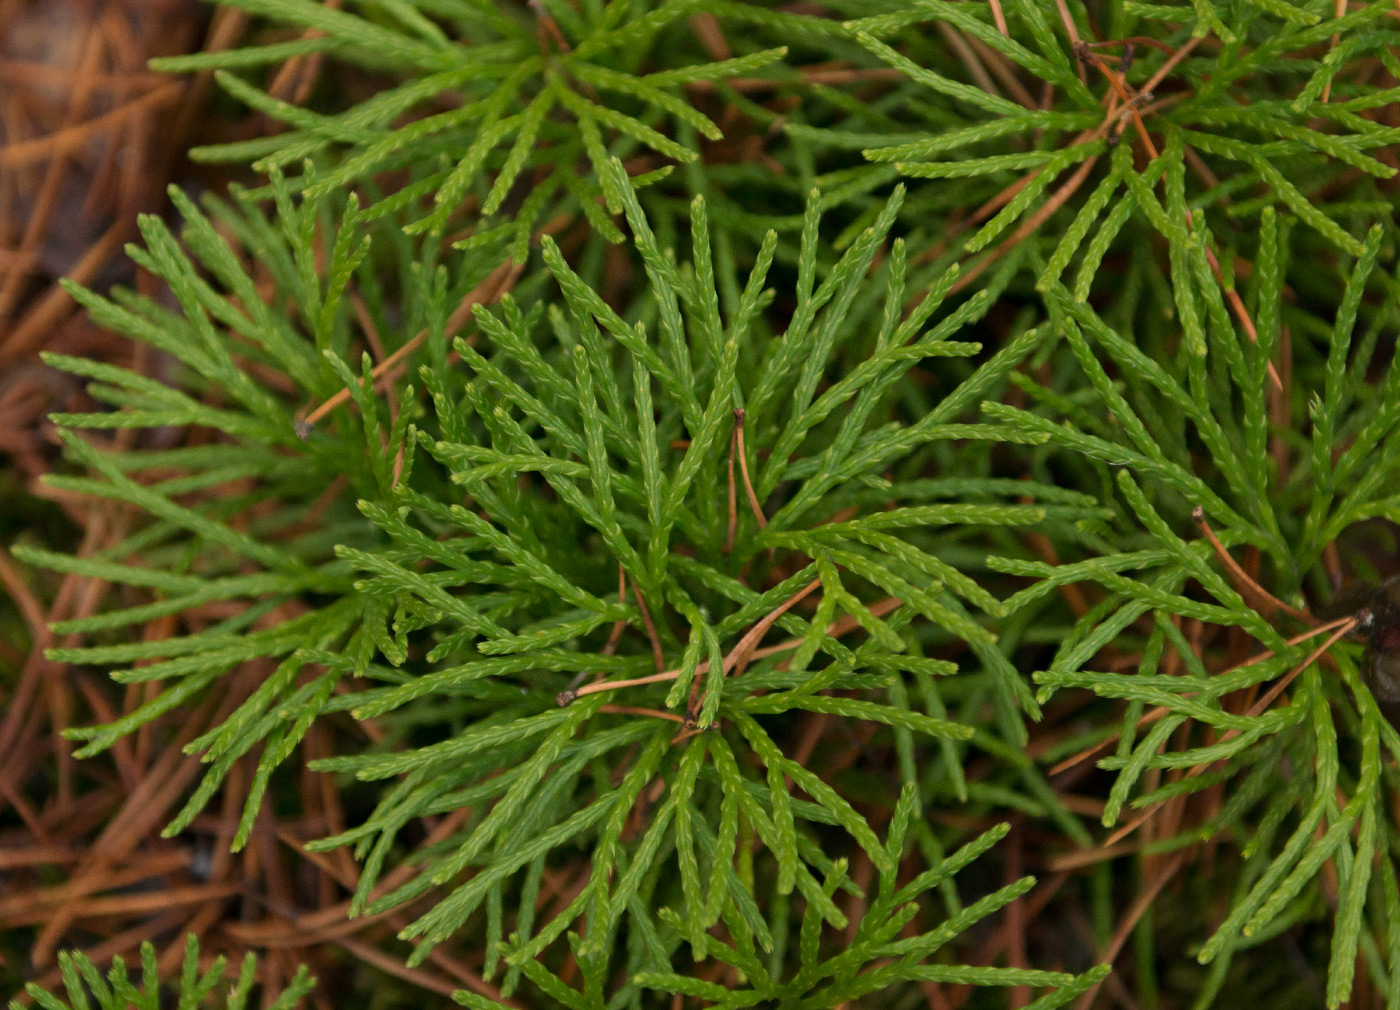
<box><xmin>989</xmin><ymin>0</ymin><xmax>1009</xmax><ymax>36</ymax></box>
<box><xmin>626</xmin><ymin>573</ymin><xmax>666</xmax><ymax>674</ymax></box>
<box><xmin>1081</xmin><ymin>37</ymin><xmax>1177</xmax><ymax>56</ymax></box>
<box><xmin>1073</xmin><ymin>853</ymin><xmax>1188</xmax><ymax>1010</ymax></box>
<box><xmin>1052</xmin><ymin>0</ymin><xmax>1087</xmax><ymax>83</ymax></box>
<box><xmin>1321</xmin><ymin>0</ymin><xmax>1347</xmax><ymax>103</ymax></box>
<box><xmin>724</xmin><ymin>424</ymin><xmax>739</xmax><ymax>553</ymax></box>
<box><xmin>1241</xmin><ymin>619</ymin><xmax>1356</xmax><ymax>721</ymax></box>
<box><xmin>686</xmin><ymin>575</ymin><xmax>821</xmax><ymax>720</ymax></box>
<box><xmin>1101</xmin><ymin>616</ymin><xmax>1356</xmax><ymax>847</ymax></box>
<box><xmin>733</xmin><ymin>409</ymin><xmax>767</xmax><ymax>531</ymax></box>
<box><xmin>1192</xmin><ymin>507</ymin><xmax>1314</xmax><ymax>623</ymax></box>
<box><xmin>599</xmin><ymin>704</ymin><xmax>686</xmax><ymax>724</ymax></box>
<box><xmin>298</xmin><ymin>258</ymin><xmax>521</xmax><ymax>436</ymax></box>
<box><xmin>1141</xmin><ymin>35</ymin><xmax>1202</xmax><ymax>94</ymax></box>
<box><xmin>565</xmin><ymin>566</ymin><xmax>628</xmax><ymax>695</ymax></box>
<box><xmin>604</xmin><ymin>566</ymin><xmax>629</xmax><ymax>654</ymax></box>
<box><xmin>560</xmin><ymin>589</ymin><xmax>898</xmax><ymax>707</ymax></box>
<box><xmin>1048</xmin><ymin>619</ymin><xmax>1351</xmax><ymax>776</ymax></box>
<box><xmin>945</xmin><ymin>91</ymin><xmax>1195</xmax><ymax>295</ymax></box>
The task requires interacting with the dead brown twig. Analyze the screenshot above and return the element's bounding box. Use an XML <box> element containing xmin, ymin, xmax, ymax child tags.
<box><xmin>1193</xmin><ymin>507</ymin><xmax>1315</xmax><ymax>623</ymax></box>
<box><xmin>1101</xmin><ymin>615</ymin><xmax>1356</xmax><ymax>849</ymax></box>
<box><xmin>298</xmin><ymin>257</ymin><xmax>523</xmax><ymax>435</ymax></box>
<box><xmin>1075</xmin><ymin>38</ymin><xmax>1283</xmax><ymax>391</ymax></box>
<box><xmin>725</xmin><ymin>408</ymin><xmax>767</xmax><ymax>553</ymax></box>
<box><xmin>1045</xmin><ymin>613</ymin><xmax>1354</xmax><ymax>778</ymax></box>
<box><xmin>559</xmin><ymin>589</ymin><xmax>900</xmax><ymax>706</ymax></box>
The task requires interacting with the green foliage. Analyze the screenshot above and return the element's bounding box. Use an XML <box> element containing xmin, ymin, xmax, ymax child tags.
<box><xmin>13</xmin><ymin>935</ymin><xmax>313</xmax><ymax>1010</ymax></box>
<box><xmin>630</xmin><ymin>814</ymin><xmax>1106</xmax><ymax>1009</ymax></box>
<box><xmin>847</xmin><ymin>0</ymin><xmax>1400</xmax><ymax>267</ymax></box>
<box><xmin>451</xmin><ymin>809</ymin><xmax>1108</xmax><ymax>1009</ymax></box>
<box><xmin>309</xmin><ymin>182</ymin><xmax>1077</xmax><ymax>968</ymax></box>
<box><xmin>27</xmin><ymin>170</ymin><xmax>477</xmax><ymax>852</ymax></box>
<box><xmin>18</xmin><ymin>0</ymin><xmax>1400</xmax><ymax>1006</ymax></box>
<box><xmin>987</xmin><ymin>211</ymin><xmax>1400</xmax><ymax>1006</ymax></box>
<box><xmin>153</xmin><ymin>0</ymin><xmax>789</xmax><ymax>243</ymax></box>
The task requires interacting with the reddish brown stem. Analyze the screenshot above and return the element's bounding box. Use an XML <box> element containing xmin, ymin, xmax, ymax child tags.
<box><xmin>989</xmin><ymin>0</ymin><xmax>1009</xmax><ymax>36</ymax></box>
<box><xmin>1049</xmin><ymin>618</ymin><xmax>1354</xmax><ymax>775</ymax></box>
<box><xmin>724</xmin><ymin>424</ymin><xmax>740</xmax><ymax>553</ymax></box>
<box><xmin>599</xmin><ymin>704</ymin><xmax>686</xmax><ymax>724</ymax></box>
<box><xmin>626</xmin><ymin>573</ymin><xmax>666</xmax><ymax>674</ymax></box>
<box><xmin>733</xmin><ymin>409</ymin><xmax>767</xmax><ymax>531</ymax></box>
<box><xmin>560</xmin><ymin>586</ymin><xmax>897</xmax><ymax>707</ymax></box>
<box><xmin>298</xmin><ymin>259</ymin><xmax>521</xmax><ymax>435</ymax></box>
<box><xmin>1102</xmin><ymin>616</ymin><xmax>1356</xmax><ymax>848</ymax></box>
<box><xmin>1192</xmin><ymin>507</ymin><xmax>1313</xmax><ymax>623</ymax></box>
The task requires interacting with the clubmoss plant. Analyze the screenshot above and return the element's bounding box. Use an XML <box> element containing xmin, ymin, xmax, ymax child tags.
<box><xmin>19</xmin><ymin>0</ymin><xmax>1400</xmax><ymax>1006</ymax></box>
<box><xmin>13</xmin><ymin>935</ymin><xmax>313</xmax><ymax>1010</ymax></box>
